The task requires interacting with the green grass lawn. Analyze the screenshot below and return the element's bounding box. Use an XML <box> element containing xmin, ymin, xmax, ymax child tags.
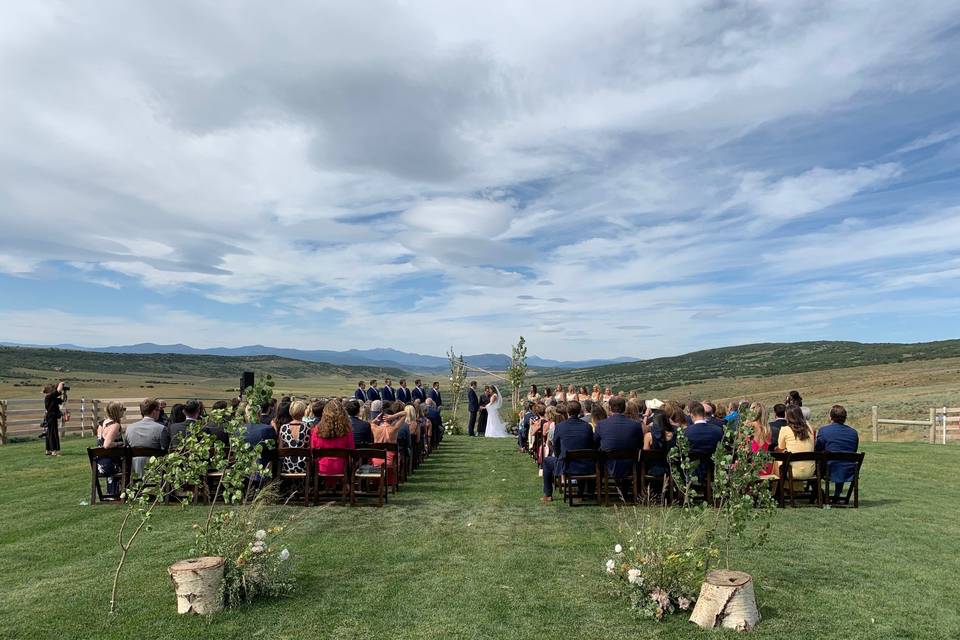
<box><xmin>1</xmin><ymin>435</ymin><xmax>958</xmax><ymax>639</ymax></box>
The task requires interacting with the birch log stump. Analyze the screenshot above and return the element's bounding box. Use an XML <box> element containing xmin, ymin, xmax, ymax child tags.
<box><xmin>689</xmin><ymin>570</ymin><xmax>760</xmax><ymax>631</ymax></box>
<box><xmin>168</xmin><ymin>556</ymin><xmax>225</xmax><ymax>615</ymax></box>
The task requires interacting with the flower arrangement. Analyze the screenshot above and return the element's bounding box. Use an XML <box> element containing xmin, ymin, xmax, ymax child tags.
<box><xmin>443</xmin><ymin>418</ymin><xmax>463</xmax><ymax>436</ymax></box>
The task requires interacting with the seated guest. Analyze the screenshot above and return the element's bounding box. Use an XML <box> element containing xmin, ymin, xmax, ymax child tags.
<box><xmin>369</xmin><ymin>399</ymin><xmax>383</xmax><ymax>421</ymax></box>
<box><xmin>528</xmin><ymin>402</ymin><xmax>546</xmax><ymax>454</ymax></box>
<box><xmin>642</xmin><ymin>401</ymin><xmax>680</xmax><ymax>479</ymax></box>
<box><xmin>370</xmin><ymin>404</ymin><xmax>406</xmax><ymax>484</ymax></box>
<box><xmin>169</xmin><ymin>403</ymin><xmax>186</xmax><ymax>427</ymax></box>
<box><xmin>785</xmin><ymin>390</ymin><xmax>813</xmax><ymax>427</ymax></box>
<box><xmin>425</xmin><ymin>399</ymin><xmax>442</xmax><ymax>445</ymax></box>
<box><xmin>278</xmin><ymin>400</ymin><xmax>309</xmax><ymax>474</ymax></box>
<box><xmin>404</xmin><ymin>403</ymin><xmax>420</xmax><ymax>451</ymax></box>
<box><xmin>310</xmin><ymin>400</ymin><xmax>355</xmax><ymax>484</ymax></box>
<box><xmin>703</xmin><ymin>402</ymin><xmax>725</xmax><ymax>428</ymax></box>
<box><xmin>417</xmin><ymin>404</ymin><xmax>432</xmax><ymax>451</ymax></box>
<box><xmin>625</xmin><ymin>398</ymin><xmax>644</xmax><ymax>423</ymax></box>
<box><xmin>683</xmin><ymin>402</ymin><xmax>723</xmax><ymax>481</ymax></box>
<box><xmin>346</xmin><ymin>399</ymin><xmax>373</xmax><ymax>446</ymax></box>
<box><xmin>769</xmin><ymin>403</ymin><xmax>787</xmax><ymax>447</ymax></box>
<box><xmin>745</xmin><ymin>402</ymin><xmax>773</xmax><ymax>476</ymax></box>
<box><xmin>125</xmin><ymin>397</ymin><xmax>171</xmax><ymax>477</ymax></box>
<box><xmin>96</xmin><ymin>401</ymin><xmax>126</xmax><ymax>496</ymax></box>
<box><xmin>203</xmin><ymin>400</ymin><xmax>231</xmax><ymax>444</ymax></box>
<box><xmin>393</xmin><ymin>401</ymin><xmax>412</xmax><ymax>465</ymax></box>
<box><xmin>589</xmin><ymin>403</ymin><xmax>607</xmax><ymax>429</ymax></box>
<box><xmin>815</xmin><ymin>404</ymin><xmax>860</xmax><ymax>501</ymax></box>
<box><xmin>594</xmin><ymin>396</ymin><xmax>643</xmax><ymax>480</ymax></box>
<box><xmin>541</xmin><ymin>401</ymin><xmax>596</xmax><ymax>502</ymax></box>
<box><xmin>519</xmin><ymin>401</ymin><xmax>535</xmax><ymax>451</ymax></box>
<box><xmin>303</xmin><ymin>400</ymin><xmax>322</xmax><ymax>430</ymax></box>
<box><xmin>259</xmin><ymin>400</ymin><xmax>275</xmax><ymax>427</ymax></box>
<box><xmin>243</xmin><ymin>405</ymin><xmax>276</xmax><ymax>479</ymax></box>
<box><xmin>775</xmin><ymin>405</ymin><xmax>816</xmax><ymax>482</ymax></box>
<box><xmin>166</xmin><ymin>399</ymin><xmax>202</xmax><ymax>448</ymax></box>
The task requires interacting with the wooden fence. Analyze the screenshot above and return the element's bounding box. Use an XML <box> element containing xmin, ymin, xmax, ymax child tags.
<box><xmin>870</xmin><ymin>406</ymin><xmax>959</xmax><ymax>444</ymax></box>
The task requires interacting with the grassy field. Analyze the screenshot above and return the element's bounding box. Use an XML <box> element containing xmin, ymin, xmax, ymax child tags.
<box><xmin>0</xmin><ymin>435</ymin><xmax>958</xmax><ymax>639</ymax></box>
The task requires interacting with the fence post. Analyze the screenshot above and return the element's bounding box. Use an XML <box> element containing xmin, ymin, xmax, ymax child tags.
<box><xmin>81</xmin><ymin>398</ymin><xmax>86</xmax><ymax>438</ymax></box>
<box><xmin>929</xmin><ymin>408</ymin><xmax>936</xmax><ymax>444</ymax></box>
<box><xmin>943</xmin><ymin>406</ymin><xmax>948</xmax><ymax>445</ymax></box>
<box><xmin>92</xmin><ymin>399</ymin><xmax>101</xmax><ymax>432</ymax></box>
<box><xmin>0</xmin><ymin>400</ymin><xmax>7</xmax><ymax>445</ymax></box>
<box><xmin>871</xmin><ymin>405</ymin><xmax>878</xmax><ymax>443</ymax></box>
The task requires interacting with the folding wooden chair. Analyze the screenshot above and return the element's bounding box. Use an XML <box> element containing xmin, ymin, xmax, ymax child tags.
<box><xmin>313</xmin><ymin>448</ymin><xmax>352</xmax><ymax>505</ymax></box>
<box><xmin>639</xmin><ymin>449</ymin><xmax>674</xmax><ymax>504</ymax></box>
<box><xmin>369</xmin><ymin>442</ymin><xmax>400</xmax><ymax>493</ymax></box>
<box><xmin>561</xmin><ymin>449</ymin><xmax>603</xmax><ymax>506</ymax></box>
<box><xmin>601</xmin><ymin>448</ymin><xmax>640</xmax><ymax>505</ymax></box>
<box><xmin>351</xmin><ymin>448</ymin><xmax>387</xmax><ymax>506</ymax></box>
<box><xmin>777</xmin><ymin>451</ymin><xmax>823</xmax><ymax>508</ymax></box>
<box><xmin>820</xmin><ymin>451</ymin><xmax>865</xmax><ymax>508</ymax></box>
<box><xmin>86</xmin><ymin>447</ymin><xmax>128</xmax><ymax>504</ymax></box>
<box><xmin>686</xmin><ymin>452</ymin><xmax>715</xmax><ymax>505</ymax></box>
<box><xmin>275</xmin><ymin>447</ymin><xmax>313</xmax><ymax>506</ymax></box>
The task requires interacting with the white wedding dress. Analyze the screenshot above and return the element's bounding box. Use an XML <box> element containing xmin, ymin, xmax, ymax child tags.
<box><xmin>484</xmin><ymin>387</ymin><xmax>510</xmax><ymax>438</ymax></box>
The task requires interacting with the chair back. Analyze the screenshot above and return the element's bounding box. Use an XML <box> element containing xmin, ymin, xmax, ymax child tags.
<box><xmin>820</xmin><ymin>451</ymin><xmax>864</xmax><ymax>466</ymax></box>
<box><xmin>603</xmin><ymin>448</ymin><xmax>640</xmax><ymax>462</ymax></box>
<box><xmin>127</xmin><ymin>447</ymin><xmax>166</xmax><ymax>459</ymax></box>
<box><xmin>369</xmin><ymin>442</ymin><xmax>399</xmax><ymax>453</ymax></box>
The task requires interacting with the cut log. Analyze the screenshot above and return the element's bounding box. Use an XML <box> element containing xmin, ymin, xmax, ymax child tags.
<box><xmin>167</xmin><ymin>556</ymin><xmax>225</xmax><ymax>615</ymax></box>
<box><xmin>689</xmin><ymin>570</ymin><xmax>760</xmax><ymax>631</ymax></box>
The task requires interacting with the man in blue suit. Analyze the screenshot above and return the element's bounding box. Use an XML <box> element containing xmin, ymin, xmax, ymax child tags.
<box><xmin>411</xmin><ymin>379</ymin><xmax>426</xmax><ymax>403</ymax></box>
<box><xmin>396</xmin><ymin>379</ymin><xmax>411</xmax><ymax>403</ymax></box>
<box><xmin>684</xmin><ymin>403</ymin><xmax>723</xmax><ymax>481</ymax></box>
<box><xmin>541</xmin><ymin>401</ymin><xmax>596</xmax><ymax>502</ymax></box>
<box><xmin>425</xmin><ymin>399</ymin><xmax>442</xmax><ymax>446</ymax></box>
<box><xmin>354</xmin><ymin>381</ymin><xmax>367</xmax><ymax>402</ymax></box>
<box><xmin>366</xmin><ymin>379</ymin><xmax>380</xmax><ymax>404</ymax></box>
<box><xmin>466</xmin><ymin>381</ymin><xmax>480</xmax><ymax>437</ymax></box>
<box><xmin>380</xmin><ymin>378</ymin><xmax>396</xmax><ymax>403</ymax></box>
<box><xmin>346</xmin><ymin>399</ymin><xmax>373</xmax><ymax>446</ymax></box>
<box><xmin>816</xmin><ymin>404</ymin><xmax>860</xmax><ymax>502</ymax></box>
<box><xmin>594</xmin><ymin>396</ymin><xmax>644</xmax><ymax>480</ymax></box>
<box><xmin>428</xmin><ymin>381</ymin><xmax>442</xmax><ymax>408</ymax></box>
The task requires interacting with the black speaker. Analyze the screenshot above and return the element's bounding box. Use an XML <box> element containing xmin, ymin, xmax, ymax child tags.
<box><xmin>240</xmin><ymin>371</ymin><xmax>255</xmax><ymax>394</ymax></box>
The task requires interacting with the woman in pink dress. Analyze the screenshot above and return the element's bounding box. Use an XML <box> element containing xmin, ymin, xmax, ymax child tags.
<box><xmin>310</xmin><ymin>400</ymin><xmax>355</xmax><ymax>485</ymax></box>
<box><xmin>745</xmin><ymin>401</ymin><xmax>774</xmax><ymax>476</ymax></box>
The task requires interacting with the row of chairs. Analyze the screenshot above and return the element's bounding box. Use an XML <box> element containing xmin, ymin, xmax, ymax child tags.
<box><xmin>547</xmin><ymin>448</ymin><xmax>866</xmax><ymax>508</ymax></box>
<box><xmin>87</xmin><ymin>438</ymin><xmax>430</xmax><ymax>507</ymax></box>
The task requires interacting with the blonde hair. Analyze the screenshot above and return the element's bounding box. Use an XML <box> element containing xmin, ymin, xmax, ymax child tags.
<box><xmin>749</xmin><ymin>402</ymin><xmax>770</xmax><ymax>445</ymax></box>
<box><xmin>289</xmin><ymin>400</ymin><xmax>307</xmax><ymax>421</ymax></box>
<box><xmin>404</xmin><ymin>404</ymin><xmax>417</xmax><ymax>424</ymax></box>
<box><xmin>106</xmin><ymin>401</ymin><xmax>126</xmax><ymax>423</ymax></box>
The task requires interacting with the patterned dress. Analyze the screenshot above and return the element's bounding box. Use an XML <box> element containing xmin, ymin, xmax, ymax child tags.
<box><xmin>279</xmin><ymin>421</ymin><xmax>309</xmax><ymax>473</ymax></box>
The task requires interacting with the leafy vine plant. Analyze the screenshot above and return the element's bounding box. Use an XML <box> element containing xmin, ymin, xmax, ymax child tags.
<box><xmin>110</xmin><ymin>407</ymin><xmax>270</xmax><ymax>614</ymax></box>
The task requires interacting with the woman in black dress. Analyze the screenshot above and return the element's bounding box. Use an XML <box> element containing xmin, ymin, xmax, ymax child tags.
<box><xmin>42</xmin><ymin>382</ymin><xmax>65</xmax><ymax>456</ymax></box>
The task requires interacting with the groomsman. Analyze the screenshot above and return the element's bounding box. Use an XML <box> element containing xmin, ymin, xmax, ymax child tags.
<box><xmin>354</xmin><ymin>381</ymin><xmax>367</xmax><ymax>402</ymax></box>
<box><xmin>381</xmin><ymin>378</ymin><xmax>396</xmax><ymax>403</ymax></box>
<box><xmin>429</xmin><ymin>381</ymin><xmax>442</xmax><ymax>408</ymax></box>
<box><xmin>366</xmin><ymin>380</ymin><xmax>381</xmax><ymax>404</ymax></box>
<box><xmin>467</xmin><ymin>381</ymin><xmax>480</xmax><ymax>437</ymax></box>
<box><xmin>412</xmin><ymin>379</ymin><xmax>426</xmax><ymax>403</ymax></box>
<box><xmin>396</xmin><ymin>379</ymin><xmax>411</xmax><ymax>403</ymax></box>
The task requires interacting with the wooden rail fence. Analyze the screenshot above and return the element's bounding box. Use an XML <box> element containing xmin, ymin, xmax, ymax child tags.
<box><xmin>870</xmin><ymin>406</ymin><xmax>959</xmax><ymax>444</ymax></box>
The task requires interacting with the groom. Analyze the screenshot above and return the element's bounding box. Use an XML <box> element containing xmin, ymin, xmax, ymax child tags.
<box><xmin>467</xmin><ymin>381</ymin><xmax>480</xmax><ymax>437</ymax></box>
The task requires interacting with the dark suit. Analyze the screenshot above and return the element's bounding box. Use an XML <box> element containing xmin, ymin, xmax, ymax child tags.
<box><xmin>412</xmin><ymin>386</ymin><xmax>426</xmax><ymax>403</ymax></box>
<box><xmin>351</xmin><ymin>416</ymin><xmax>374</xmax><ymax>447</ymax></box>
<box><xmin>477</xmin><ymin>392</ymin><xmax>490</xmax><ymax>436</ymax></box>
<box><xmin>542</xmin><ymin>418</ymin><xmax>596</xmax><ymax>497</ymax></box>
<box><xmin>467</xmin><ymin>387</ymin><xmax>480</xmax><ymax>436</ymax></box>
<box><xmin>428</xmin><ymin>387</ymin><xmax>442</xmax><ymax>407</ymax></box>
<box><xmin>594</xmin><ymin>414</ymin><xmax>644</xmax><ymax>478</ymax></box>
<box><xmin>165</xmin><ymin>418</ymin><xmax>198</xmax><ymax>448</ymax></box>
<box><xmin>769</xmin><ymin>418</ymin><xmax>787</xmax><ymax>449</ymax></box>
<box><xmin>244</xmin><ymin>422</ymin><xmax>276</xmax><ymax>474</ymax></box>
<box><xmin>815</xmin><ymin>422</ymin><xmax>859</xmax><ymax>494</ymax></box>
<box><xmin>381</xmin><ymin>385</ymin><xmax>396</xmax><ymax>403</ymax></box>
<box><xmin>684</xmin><ymin>420</ymin><xmax>724</xmax><ymax>481</ymax></box>
<box><xmin>426</xmin><ymin>407</ymin><xmax>442</xmax><ymax>445</ymax></box>
<box><xmin>354</xmin><ymin>388</ymin><xmax>366</xmax><ymax>401</ymax></box>
<box><xmin>396</xmin><ymin>387</ymin><xmax>411</xmax><ymax>403</ymax></box>
<box><xmin>366</xmin><ymin>387</ymin><xmax>381</xmax><ymax>403</ymax></box>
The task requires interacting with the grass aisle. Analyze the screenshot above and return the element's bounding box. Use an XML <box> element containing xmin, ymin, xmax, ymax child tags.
<box><xmin>0</xmin><ymin>435</ymin><xmax>958</xmax><ymax>639</ymax></box>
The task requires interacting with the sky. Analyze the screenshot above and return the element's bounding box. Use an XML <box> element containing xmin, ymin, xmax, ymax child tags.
<box><xmin>1</xmin><ymin>1</ymin><xmax>960</xmax><ymax>361</ymax></box>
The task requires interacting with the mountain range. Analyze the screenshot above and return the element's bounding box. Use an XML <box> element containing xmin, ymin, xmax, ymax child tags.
<box><xmin>0</xmin><ymin>342</ymin><xmax>636</xmax><ymax>372</ymax></box>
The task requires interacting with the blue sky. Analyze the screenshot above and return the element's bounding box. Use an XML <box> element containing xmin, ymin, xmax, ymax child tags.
<box><xmin>2</xmin><ymin>1</ymin><xmax>960</xmax><ymax>360</ymax></box>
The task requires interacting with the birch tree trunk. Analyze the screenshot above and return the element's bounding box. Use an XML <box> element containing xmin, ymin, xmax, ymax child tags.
<box><xmin>168</xmin><ymin>556</ymin><xmax>225</xmax><ymax>615</ymax></box>
<box><xmin>689</xmin><ymin>570</ymin><xmax>760</xmax><ymax>631</ymax></box>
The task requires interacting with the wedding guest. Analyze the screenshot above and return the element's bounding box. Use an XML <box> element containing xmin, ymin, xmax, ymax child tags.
<box><xmin>96</xmin><ymin>401</ymin><xmax>126</xmax><ymax>496</ymax></box>
<box><xmin>682</xmin><ymin>402</ymin><xmax>723</xmax><ymax>481</ymax></box>
<box><xmin>745</xmin><ymin>402</ymin><xmax>773</xmax><ymax>476</ymax></box>
<box><xmin>704</xmin><ymin>402</ymin><xmax>726</xmax><ymax>428</ymax></box>
<box><xmin>157</xmin><ymin>400</ymin><xmax>169</xmax><ymax>426</ymax></box>
<box><xmin>166</xmin><ymin>399</ymin><xmax>201</xmax><ymax>448</ymax></box>
<box><xmin>425</xmin><ymin>399</ymin><xmax>442</xmax><ymax>445</ymax></box>
<box><xmin>412</xmin><ymin>379</ymin><xmax>427</xmax><ymax>403</ymax></box>
<box><xmin>203</xmin><ymin>400</ymin><xmax>230</xmax><ymax>444</ymax></box>
<box><xmin>595</xmin><ymin>396</ymin><xmax>643</xmax><ymax>481</ymax></box>
<box><xmin>346</xmin><ymin>399</ymin><xmax>373</xmax><ymax>446</ymax></box>
<box><xmin>519</xmin><ymin>401</ymin><xmax>535</xmax><ymax>450</ymax></box>
<box><xmin>589</xmin><ymin>403</ymin><xmax>607</xmax><ymax>428</ymax></box>
<box><xmin>354</xmin><ymin>381</ymin><xmax>367</xmax><ymax>402</ymax></box>
<box><xmin>369</xmin><ymin>399</ymin><xmax>383</xmax><ymax>421</ymax></box>
<box><xmin>642</xmin><ymin>401</ymin><xmax>678</xmax><ymax>479</ymax></box>
<box><xmin>775</xmin><ymin>406</ymin><xmax>816</xmax><ymax>482</ymax></box>
<box><xmin>786</xmin><ymin>390</ymin><xmax>813</xmax><ymax>426</ymax></box>
<box><xmin>366</xmin><ymin>380</ymin><xmax>381</xmax><ymax>404</ymax></box>
<box><xmin>528</xmin><ymin>402</ymin><xmax>546</xmax><ymax>454</ymax></box>
<box><xmin>769</xmin><ymin>403</ymin><xmax>787</xmax><ymax>447</ymax></box>
<box><xmin>541</xmin><ymin>401</ymin><xmax>596</xmax><ymax>502</ymax></box>
<box><xmin>625</xmin><ymin>398</ymin><xmax>644</xmax><ymax>423</ymax></box>
<box><xmin>358</xmin><ymin>402</ymin><xmax>370</xmax><ymax>422</ymax></box>
<box><xmin>381</xmin><ymin>378</ymin><xmax>396</xmax><ymax>403</ymax></box>
<box><xmin>815</xmin><ymin>405</ymin><xmax>860</xmax><ymax>501</ymax></box>
<box><xmin>169</xmin><ymin>403</ymin><xmax>186</xmax><ymax>426</ymax></box>
<box><xmin>42</xmin><ymin>382</ymin><xmax>65</xmax><ymax>456</ymax></box>
<box><xmin>371</xmin><ymin>404</ymin><xmax>405</xmax><ymax>484</ymax></box>
<box><xmin>541</xmin><ymin>405</ymin><xmax>559</xmax><ymax>460</ymax></box>
<box><xmin>303</xmin><ymin>400</ymin><xmax>323</xmax><ymax>429</ymax></box>
<box><xmin>278</xmin><ymin>400</ymin><xmax>310</xmax><ymax>474</ymax></box>
<box><xmin>397</xmin><ymin>378</ymin><xmax>412</xmax><ymax>403</ymax></box>
<box><xmin>310</xmin><ymin>400</ymin><xmax>355</xmax><ymax>484</ymax></box>
<box><xmin>393</xmin><ymin>401</ymin><xmax>412</xmax><ymax>467</ymax></box>
<box><xmin>243</xmin><ymin>404</ymin><xmax>276</xmax><ymax>476</ymax></box>
<box><xmin>417</xmin><ymin>404</ymin><xmax>432</xmax><ymax>452</ymax></box>
<box><xmin>125</xmin><ymin>398</ymin><xmax>170</xmax><ymax>476</ymax></box>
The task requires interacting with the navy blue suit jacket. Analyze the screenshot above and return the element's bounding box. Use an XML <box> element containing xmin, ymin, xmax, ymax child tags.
<box><xmin>429</xmin><ymin>388</ymin><xmax>442</xmax><ymax>406</ymax></box>
<box><xmin>426</xmin><ymin>407</ymin><xmax>441</xmax><ymax>431</ymax></box>
<box><xmin>552</xmin><ymin>418</ymin><xmax>596</xmax><ymax>476</ymax></box>
<box><xmin>412</xmin><ymin>386</ymin><xmax>426</xmax><ymax>403</ymax></box>
<box><xmin>396</xmin><ymin>387</ymin><xmax>411</xmax><ymax>403</ymax></box>
<box><xmin>366</xmin><ymin>387</ymin><xmax>381</xmax><ymax>402</ymax></box>
<box><xmin>351</xmin><ymin>416</ymin><xmax>373</xmax><ymax>447</ymax></box>
<box><xmin>381</xmin><ymin>386</ymin><xmax>396</xmax><ymax>403</ymax></box>
<box><xmin>244</xmin><ymin>422</ymin><xmax>276</xmax><ymax>470</ymax></box>
<box><xmin>684</xmin><ymin>421</ymin><xmax>723</xmax><ymax>480</ymax></box>
<box><xmin>594</xmin><ymin>414</ymin><xmax>644</xmax><ymax>478</ymax></box>
<box><xmin>769</xmin><ymin>418</ymin><xmax>787</xmax><ymax>450</ymax></box>
<box><xmin>815</xmin><ymin>422</ymin><xmax>859</xmax><ymax>483</ymax></box>
<box><xmin>354</xmin><ymin>388</ymin><xmax>366</xmax><ymax>401</ymax></box>
<box><xmin>467</xmin><ymin>388</ymin><xmax>479</xmax><ymax>412</ymax></box>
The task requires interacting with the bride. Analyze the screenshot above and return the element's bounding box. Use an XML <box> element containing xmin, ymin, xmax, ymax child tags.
<box><xmin>484</xmin><ymin>385</ymin><xmax>510</xmax><ymax>438</ymax></box>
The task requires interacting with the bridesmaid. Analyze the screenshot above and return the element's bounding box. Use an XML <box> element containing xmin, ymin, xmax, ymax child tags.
<box><xmin>602</xmin><ymin>387</ymin><xmax>614</xmax><ymax>403</ymax></box>
<box><xmin>566</xmin><ymin>384</ymin><xmax>577</xmax><ymax>402</ymax></box>
<box><xmin>577</xmin><ymin>386</ymin><xmax>590</xmax><ymax>403</ymax></box>
<box><xmin>590</xmin><ymin>384</ymin><xmax>602</xmax><ymax>403</ymax></box>
<box><xmin>554</xmin><ymin>384</ymin><xmax>566</xmax><ymax>403</ymax></box>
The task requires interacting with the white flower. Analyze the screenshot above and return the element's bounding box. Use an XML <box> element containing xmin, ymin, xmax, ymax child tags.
<box><xmin>251</xmin><ymin>541</ymin><xmax>266</xmax><ymax>553</ymax></box>
<box><xmin>254</xmin><ymin>529</ymin><xmax>267</xmax><ymax>541</ymax></box>
<box><xmin>279</xmin><ymin>548</ymin><xmax>290</xmax><ymax>562</ymax></box>
<box><xmin>627</xmin><ymin>568</ymin><xmax>643</xmax><ymax>585</ymax></box>
<box><xmin>614</xmin><ymin>544</ymin><xmax>623</xmax><ymax>554</ymax></box>
<box><xmin>678</xmin><ymin>596</ymin><xmax>691</xmax><ymax>610</ymax></box>
<box><xmin>605</xmin><ymin>559</ymin><xmax>616</xmax><ymax>574</ymax></box>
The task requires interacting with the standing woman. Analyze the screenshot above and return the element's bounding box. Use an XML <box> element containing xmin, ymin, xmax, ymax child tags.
<box><xmin>591</xmin><ymin>384</ymin><xmax>602</xmax><ymax>403</ymax></box>
<box><xmin>567</xmin><ymin>384</ymin><xmax>578</xmax><ymax>402</ymax></box>
<box><xmin>527</xmin><ymin>384</ymin><xmax>539</xmax><ymax>402</ymax></box>
<box><xmin>553</xmin><ymin>384</ymin><xmax>566</xmax><ymax>403</ymax></box>
<box><xmin>42</xmin><ymin>382</ymin><xmax>65</xmax><ymax>456</ymax></box>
